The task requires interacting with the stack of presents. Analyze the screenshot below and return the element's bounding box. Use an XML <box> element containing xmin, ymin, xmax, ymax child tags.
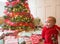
<box><xmin>0</xmin><ymin>29</ymin><xmax>42</xmax><ymax>44</ymax></box>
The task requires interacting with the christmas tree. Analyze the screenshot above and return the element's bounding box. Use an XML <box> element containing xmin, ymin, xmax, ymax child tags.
<box><xmin>3</xmin><ymin>0</ymin><xmax>35</xmax><ymax>31</ymax></box>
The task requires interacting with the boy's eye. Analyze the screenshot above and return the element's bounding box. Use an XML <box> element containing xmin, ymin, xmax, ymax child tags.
<box><xmin>45</xmin><ymin>20</ymin><xmax>48</xmax><ymax>22</ymax></box>
<box><xmin>45</xmin><ymin>21</ymin><xmax>51</xmax><ymax>23</ymax></box>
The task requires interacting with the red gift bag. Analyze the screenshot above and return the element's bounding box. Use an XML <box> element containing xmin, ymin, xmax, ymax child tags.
<box><xmin>30</xmin><ymin>34</ymin><xmax>42</xmax><ymax>44</ymax></box>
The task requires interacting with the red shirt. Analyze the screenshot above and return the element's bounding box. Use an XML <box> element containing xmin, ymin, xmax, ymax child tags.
<box><xmin>42</xmin><ymin>25</ymin><xmax>60</xmax><ymax>44</ymax></box>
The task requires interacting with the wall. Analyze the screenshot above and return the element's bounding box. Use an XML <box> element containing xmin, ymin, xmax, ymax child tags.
<box><xmin>0</xmin><ymin>1</ymin><xmax>5</xmax><ymax>17</ymax></box>
<box><xmin>28</xmin><ymin>0</ymin><xmax>60</xmax><ymax>26</ymax></box>
<box><xmin>0</xmin><ymin>0</ymin><xmax>60</xmax><ymax>26</ymax></box>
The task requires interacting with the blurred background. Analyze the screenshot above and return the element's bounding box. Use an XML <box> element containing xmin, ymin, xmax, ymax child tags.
<box><xmin>0</xmin><ymin>0</ymin><xmax>60</xmax><ymax>26</ymax></box>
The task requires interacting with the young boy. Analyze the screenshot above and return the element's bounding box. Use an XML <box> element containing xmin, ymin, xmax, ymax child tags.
<box><xmin>42</xmin><ymin>16</ymin><xmax>60</xmax><ymax>44</ymax></box>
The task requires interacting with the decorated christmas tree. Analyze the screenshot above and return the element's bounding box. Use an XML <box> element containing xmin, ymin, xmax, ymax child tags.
<box><xmin>3</xmin><ymin>0</ymin><xmax>35</xmax><ymax>31</ymax></box>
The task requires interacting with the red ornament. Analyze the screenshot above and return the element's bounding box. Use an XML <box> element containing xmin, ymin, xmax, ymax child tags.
<box><xmin>11</xmin><ymin>1</ymin><xmax>18</xmax><ymax>6</ymax></box>
<box><xmin>16</xmin><ymin>0</ymin><xmax>21</xmax><ymax>3</ymax></box>
<box><xmin>4</xmin><ymin>10</ymin><xmax>10</xmax><ymax>16</ymax></box>
<box><xmin>25</xmin><ymin>13</ymin><xmax>31</xmax><ymax>18</ymax></box>
<box><xmin>30</xmin><ymin>14</ymin><xmax>34</xmax><ymax>20</ymax></box>
<box><xmin>24</xmin><ymin>3</ymin><xmax>29</xmax><ymax>9</ymax></box>
<box><xmin>19</xmin><ymin>12</ymin><xmax>27</xmax><ymax>15</ymax></box>
<box><xmin>4</xmin><ymin>10</ymin><xmax>8</xmax><ymax>14</ymax></box>
<box><xmin>29</xmin><ymin>23</ymin><xmax>34</xmax><ymax>29</ymax></box>
<box><xmin>18</xmin><ymin>22</ymin><xmax>23</xmax><ymax>26</ymax></box>
<box><xmin>5</xmin><ymin>19</ymin><xmax>18</xmax><ymax>26</ymax></box>
<box><xmin>6</xmin><ymin>12</ymin><xmax>10</xmax><ymax>16</ymax></box>
<box><xmin>15</xmin><ymin>12</ymin><xmax>20</xmax><ymax>15</ymax></box>
<box><xmin>8</xmin><ymin>12</ymin><xmax>13</xmax><ymax>17</ymax></box>
<box><xmin>9</xmin><ymin>12</ymin><xmax>20</xmax><ymax>17</ymax></box>
<box><xmin>24</xmin><ymin>22</ymin><xmax>28</xmax><ymax>26</ymax></box>
<box><xmin>8</xmin><ymin>12</ymin><xmax>15</xmax><ymax>17</ymax></box>
<box><xmin>10</xmin><ymin>22</ymin><xmax>18</xmax><ymax>26</ymax></box>
<box><xmin>9</xmin><ymin>22</ymin><xmax>15</xmax><ymax>26</ymax></box>
<box><xmin>6</xmin><ymin>2</ymin><xmax>10</xmax><ymax>6</ymax></box>
<box><xmin>5</xmin><ymin>19</ymin><xmax>11</xmax><ymax>24</ymax></box>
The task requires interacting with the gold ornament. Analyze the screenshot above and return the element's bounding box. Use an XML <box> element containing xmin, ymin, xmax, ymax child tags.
<box><xmin>27</xmin><ymin>10</ymin><xmax>30</xmax><ymax>13</ymax></box>
<box><xmin>13</xmin><ymin>8</ymin><xmax>16</xmax><ymax>12</ymax></box>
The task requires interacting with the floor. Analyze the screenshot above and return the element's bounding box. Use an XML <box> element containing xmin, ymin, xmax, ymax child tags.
<box><xmin>39</xmin><ymin>35</ymin><xmax>60</xmax><ymax>44</ymax></box>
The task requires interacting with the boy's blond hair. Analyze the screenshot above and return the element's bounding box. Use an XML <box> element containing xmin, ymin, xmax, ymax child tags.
<box><xmin>47</xmin><ymin>16</ymin><xmax>56</xmax><ymax>23</ymax></box>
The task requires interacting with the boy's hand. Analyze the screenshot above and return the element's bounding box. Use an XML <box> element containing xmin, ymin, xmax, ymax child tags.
<box><xmin>41</xmin><ymin>38</ymin><xmax>45</xmax><ymax>42</ymax></box>
<box><xmin>56</xmin><ymin>29</ymin><xmax>60</xmax><ymax>36</ymax></box>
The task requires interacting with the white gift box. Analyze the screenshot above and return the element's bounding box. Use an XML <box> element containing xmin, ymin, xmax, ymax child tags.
<box><xmin>18</xmin><ymin>36</ymin><xmax>32</xmax><ymax>44</ymax></box>
<box><xmin>18</xmin><ymin>38</ymin><xmax>25</xmax><ymax>44</ymax></box>
<box><xmin>18</xmin><ymin>31</ymin><xmax>33</xmax><ymax>37</ymax></box>
<box><xmin>3</xmin><ymin>30</ymin><xmax>15</xmax><ymax>34</ymax></box>
<box><xmin>4</xmin><ymin>36</ymin><xmax>18</xmax><ymax>44</ymax></box>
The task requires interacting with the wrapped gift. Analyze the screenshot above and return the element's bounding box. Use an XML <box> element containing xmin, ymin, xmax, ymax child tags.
<box><xmin>24</xmin><ymin>37</ymin><xmax>32</xmax><ymax>44</ymax></box>
<box><xmin>4</xmin><ymin>36</ymin><xmax>18</xmax><ymax>44</ymax></box>
<box><xmin>4</xmin><ymin>30</ymin><xmax>18</xmax><ymax>37</ymax></box>
<box><xmin>18</xmin><ymin>37</ymin><xmax>25</xmax><ymax>44</ymax></box>
<box><xmin>0</xmin><ymin>28</ymin><xmax>3</xmax><ymax>32</ymax></box>
<box><xmin>30</xmin><ymin>34</ymin><xmax>42</xmax><ymax>44</ymax></box>
<box><xmin>0</xmin><ymin>39</ymin><xmax>4</xmax><ymax>44</ymax></box>
<box><xmin>18</xmin><ymin>36</ymin><xmax>32</xmax><ymax>44</ymax></box>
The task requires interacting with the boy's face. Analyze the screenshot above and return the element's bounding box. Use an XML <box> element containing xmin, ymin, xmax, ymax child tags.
<box><xmin>45</xmin><ymin>18</ymin><xmax>55</xmax><ymax>28</ymax></box>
